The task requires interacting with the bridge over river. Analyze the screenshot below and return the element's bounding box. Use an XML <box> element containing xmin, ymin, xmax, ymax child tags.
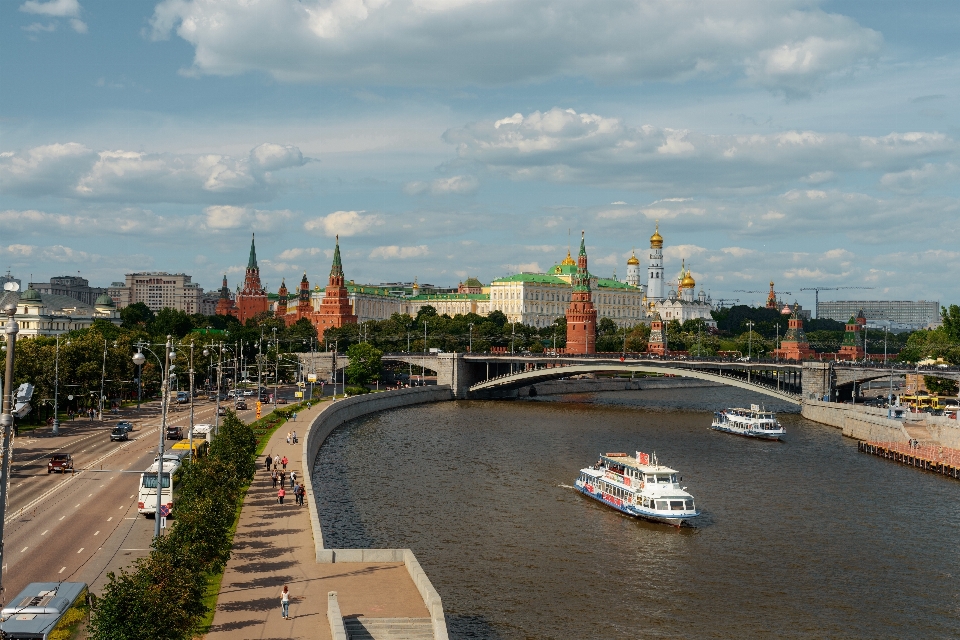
<box><xmin>381</xmin><ymin>353</ymin><xmax>960</xmax><ymax>405</ymax></box>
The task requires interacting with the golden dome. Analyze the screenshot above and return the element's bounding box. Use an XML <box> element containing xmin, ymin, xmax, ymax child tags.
<box><xmin>626</xmin><ymin>250</ymin><xmax>640</xmax><ymax>266</ymax></box>
<box><xmin>560</xmin><ymin>250</ymin><xmax>576</xmax><ymax>266</ymax></box>
<box><xmin>681</xmin><ymin>269</ymin><xmax>696</xmax><ymax>289</ymax></box>
<box><xmin>650</xmin><ymin>221</ymin><xmax>663</xmax><ymax>248</ymax></box>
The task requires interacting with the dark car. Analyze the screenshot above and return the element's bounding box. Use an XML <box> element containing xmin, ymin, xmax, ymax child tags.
<box><xmin>207</xmin><ymin>392</ymin><xmax>217</xmax><ymax>401</ymax></box>
<box><xmin>235</xmin><ymin>400</ymin><xmax>248</xmax><ymax>411</ymax></box>
<box><xmin>110</xmin><ymin>427</ymin><xmax>129</xmax><ymax>442</ymax></box>
<box><xmin>277</xmin><ymin>397</ymin><xmax>288</xmax><ymax>405</ymax></box>
<box><xmin>115</xmin><ymin>421</ymin><xmax>134</xmax><ymax>433</ymax></box>
<box><xmin>217</xmin><ymin>405</ymin><xmax>227</xmax><ymax>416</ymax></box>
<box><xmin>47</xmin><ymin>453</ymin><xmax>74</xmax><ymax>474</ymax></box>
<box><xmin>166</xmin><ymin>426</ymin><xmax>184</xmax><ymax>440</ymax></box>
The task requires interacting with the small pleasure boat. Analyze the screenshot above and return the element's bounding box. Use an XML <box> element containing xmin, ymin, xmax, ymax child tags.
<box><xmin>711</xmin><ymin>404</ymin><xmax>785</xmax><ymax>440</ymax></box>
<box><xmin>574</xmin><ymin>451</ymin><xmax>700</xmax><ymax>527</ymax></box>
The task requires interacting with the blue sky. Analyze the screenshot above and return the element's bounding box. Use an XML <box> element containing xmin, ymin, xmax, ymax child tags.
<box><xmin>2</xmin><ymin>0</ymin><xmax>958</xmax><ymax>309</ymax></box>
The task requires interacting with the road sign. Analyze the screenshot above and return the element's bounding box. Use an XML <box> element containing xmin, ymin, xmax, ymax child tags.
<box><xmin>160</xmin><ymin>517</ymin><xmax>167</xmax><ymax>529</ymax></box>
<box><xmin>307</xmin><ymin>373</ymin><xmax>317</xmax><ymax>383</ymax></box>
<box><xmin>256</xmin><ymin>401</ymin><xmax>262</xmax><ymax>419</ymax></box>
<box><xmin>295</xmin><ymin>391</ymin><xmax>303</xmax><ymax>398</ymax></box>
<box><xmin>159</xmin><ymin>504</ymin><xmax>171</xmax><ymax>517</ymax></box>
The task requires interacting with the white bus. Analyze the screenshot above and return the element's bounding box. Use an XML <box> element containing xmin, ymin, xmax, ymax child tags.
<box><xmin>137</xmin><ymin>459</ymin><xmax>180</xmax><ymax>517</ymax></box>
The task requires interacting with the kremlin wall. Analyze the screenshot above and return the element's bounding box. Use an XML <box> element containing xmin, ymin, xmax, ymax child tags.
<box><xmin>216</xmin><ymin>224</ymin><xmax>716</xmax><ymax>355</ymax></box>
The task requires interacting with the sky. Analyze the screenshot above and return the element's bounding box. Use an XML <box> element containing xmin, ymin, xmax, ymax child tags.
<box><xmin>2</xmin><ymin>0</ymin><xmax>959</xmax><ymax>309</ymax></box>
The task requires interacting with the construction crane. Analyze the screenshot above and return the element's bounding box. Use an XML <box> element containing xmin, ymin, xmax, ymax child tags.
<box><xmin>799</xmin><ymin>286</ymin><xmax>875</xmax><ymax>319</ymax></box>
<box><xmin>713</xmin><ymin>298</ymin><xmax>740</xmax><ymax>309</ymax></box>
<box><xmin>733</xmin><ymin>289</ymin><xmax>793</xmax><ymax>295</ymax></box>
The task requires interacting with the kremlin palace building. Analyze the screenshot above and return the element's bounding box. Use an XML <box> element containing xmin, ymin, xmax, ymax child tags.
<box><xmin>219</xmin><ymin>225</ymin><xmax>714</xmax><ymax>338</ymax></box>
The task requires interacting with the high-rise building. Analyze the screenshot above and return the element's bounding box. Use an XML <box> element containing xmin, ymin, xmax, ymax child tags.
<box><xmin>817</xmin><ymin>300</ymin><xmax>940</xmax><ymax>331</ymax></box>
<box><xmin>565</xmin><ymin>232</ymin><xmax>597</xmax><ymax>354</ymax></box>
<box><xmin>110</xmin><ymin>272</ymin><xmax>203</xmax><ymax>313</ymax></box>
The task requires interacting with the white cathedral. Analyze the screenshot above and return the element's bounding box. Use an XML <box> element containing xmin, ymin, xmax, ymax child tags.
<box><xmin>624</xmin><ymin>223</ymin><xmax>715</xmax><ymax>325</ymax></box>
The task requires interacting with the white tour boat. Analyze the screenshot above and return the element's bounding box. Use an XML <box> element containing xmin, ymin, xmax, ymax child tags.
<box><xmin>711</xmin><ymin>404</ymin><xmax>785</xmax><ymax>440</ymax></box>
<box><xmin>574</xmin><ymin>451</ymin><xmax>700</xmax><ymax>527</ymax></box>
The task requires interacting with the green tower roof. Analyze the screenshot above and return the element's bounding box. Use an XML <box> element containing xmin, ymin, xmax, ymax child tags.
<box><xmin>330</xmin><ymin>235</ymin><xmax>344</xmax><ymax>277</ymax></box>
<box><xmin>247</xmin><ymin>234</ymin><xmax>259</xmax><ymax>269</ymax></box>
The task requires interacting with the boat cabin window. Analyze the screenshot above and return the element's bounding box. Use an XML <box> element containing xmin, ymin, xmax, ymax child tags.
<box><xmin>670</xmin><ymin>500</ymin><xmax>685</xmax><ymax>511</ymax></box>
<box><xmin>685</xmin><ymin>499</ymin><xmax>694</xmax><ymax>510</ymax></box>
<box><xmin>655</xmin><ymin>500</ymin><xmax>667</xmax><ymax>510</ymax></box>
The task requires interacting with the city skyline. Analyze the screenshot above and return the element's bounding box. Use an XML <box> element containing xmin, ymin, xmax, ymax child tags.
<box><xmin>3</xmin><ymin>1</ymin><xmax>959</xmax><ymax>311</ymax></box>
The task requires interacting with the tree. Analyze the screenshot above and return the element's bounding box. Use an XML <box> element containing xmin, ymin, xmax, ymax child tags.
<box><xmin>415</xmin><ymin>305</ymin><xmax>437</xmax><ymax>323</ymax></box>
<box><xmin>942</xmin><ymin>304</ymin><xmax>960</xmax><ymax>342</ymax></box>
<box><xmin>345</xmin><ymin>343</ymin><xmax>383</xmax><ymax>385</ymax></box>
<box><xmin>150</xmin><ymin>308</ymin><xmax>193</xmax><ymax>339</ymax></box>
<box><xmin>120</xmin><ymin>302</ymin><xmax>154</xmax><ymax>329</ymax></box>
<box><xmin>924</xmin><ymin>376</ymin><xmax>959</xmax><ymax>396</ymax></box>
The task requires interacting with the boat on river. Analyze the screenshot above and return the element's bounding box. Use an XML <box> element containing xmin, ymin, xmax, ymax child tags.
<box><xmin>574</xmin><ymin>452</ymin><xmax>700</xmax><ymax>527</ymax></box>
<box><xmin>710</xmin><ymin>404</ymin><xmax>785</xmax><ymax>440</ymax></box>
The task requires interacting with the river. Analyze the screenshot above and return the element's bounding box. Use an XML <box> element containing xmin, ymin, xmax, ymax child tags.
<box><xmin>313</xmin><ymin>387</ymin><xmax>960</xmax><ymax>639</ymax></box>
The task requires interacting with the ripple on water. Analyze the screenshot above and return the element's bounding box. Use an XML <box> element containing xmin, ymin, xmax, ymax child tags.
<box><xmin>313</xmin><ymin>387</ymin><xmax>960</xmax><ymax>639</ymax></box>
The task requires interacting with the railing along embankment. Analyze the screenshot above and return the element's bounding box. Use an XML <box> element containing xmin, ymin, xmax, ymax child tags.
<box><xmin>859</xmin><ymin>441</ymin><xmax>960</xmax><ymax>481</ymax></box>
<box><xmin>302</xmin><ymin>386</ymin><xmax>453</xmax><ymax>640</ymax></box>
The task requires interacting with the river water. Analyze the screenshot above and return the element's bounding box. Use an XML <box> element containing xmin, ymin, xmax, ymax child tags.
<box><xmin>313</xmin><ymin>387</ymin><xmax>960</xmax><ymax>639</ymax></box>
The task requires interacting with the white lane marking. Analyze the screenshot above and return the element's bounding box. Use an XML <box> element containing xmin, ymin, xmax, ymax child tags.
<box><xmin>93</xmin><ymin>531</ymin><xmax>100</xmax><ymax>536</ymax></box>
<box><xmin>59</xmin><ymin>516</ymin><xmax>65</xmax><ymax>521</ymax></box>
<box><xmin>124</xmin><ymin>517</ymin><xmax>136</xmax><ymax>520</ymax></box>
<box><xmin>74</xmin><ymin>504</ymin><xmax>80</xmax><ymax>508</ymax></box>
<box><xmin>20</xmin><ymin>547</ymin><xmax>28</xmax><ymax>553</ymax></box>
<box><xmin>118</xmin><ymin>505</ymin><xmax>124</xmax><ymax>510</ymax></box>
<box><xmin>87</xmin><ymin>494</ymin><xmax>92</xmax><ymax>497</ymax></box>
<box><xmin>106</xmin><ymin>517</ymin><xmax>112</xmax><ymax>522</ymax></box>
<box><xmin>77</xmin><ymin>548</ymin><xmax>84</xmax><ymax>553</ymax></box>
<box><xmin>41</xmin><ymin>530</ymin><xmax>48</xmax><ymax>536</ymax></box>
<box><xmin>59</xmin><ymin>567</ymin><xmax>66</xmax><ymax>574</ymax></box>
<box><xmin>128</xmin><ymin>495</ymin><xmax>134</xmax><ymax>499</ymax></box>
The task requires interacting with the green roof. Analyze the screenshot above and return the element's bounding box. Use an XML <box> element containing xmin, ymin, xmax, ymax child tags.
<box><xmin>462</xmin><ymin>277</ymin><xmax>484</xmax><ymax>288</ymax></box>
<box><xmin>408</xmin><ymin>293</ymin><xmax>489</xmax><ymax>301</ymax></box>
<box><xmin>595</xmin><ymin>278</ymin><xmax>637</xmax><ymax>290</ymax></box>
<box><xmin>491</xmin><ymin>273</ymin><xmax>567</xmax><ymax>285</ymax></box>
<box><xmin>549</xmin><ymin>263</ymin><xmax>578</xmax><ymax>276</ymax></box>
<box><xmin>247</xmin><ymin>234</ymin><xmax>258</xmax><ymax>269</ymax></box>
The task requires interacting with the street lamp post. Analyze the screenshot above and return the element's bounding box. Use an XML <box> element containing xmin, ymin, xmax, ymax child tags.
<box><xmin>0</xmin><ymin>303</ymin><xmax>21</xmax><ymax>603</ymax></box>
<box><xmin>99</xmin><ymin>338</ymin><xmax>107</xmax><ymax>420</ymax></box>
<box><xmin>188</xmin><ymin>342</ymin><xmax>195</xmax><ymax>461</ymax></box>
<box><xmin>468</xmin><ymin>323</ymin><xmax>474</xmax><ymax>353</ymax></box>
<box><xmin>52</xmin><ymin>335</ymin><xmax>68</xmax><ymax>436</ymax></box>
<box><xmin>133</xmin><ymin>336</ymin><xmax>175</xmax><ymax>539</ymax></box>
<box><xmin>272</xmin><ymin>327</ymin><xmax>278</xmax><ymax>407</ymax></box>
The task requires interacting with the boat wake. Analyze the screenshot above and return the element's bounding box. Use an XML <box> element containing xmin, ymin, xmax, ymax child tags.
<box><xmin>557</xmin><ymin>483</ymin><xmax>575</xmax><ymax>489</ymax></box>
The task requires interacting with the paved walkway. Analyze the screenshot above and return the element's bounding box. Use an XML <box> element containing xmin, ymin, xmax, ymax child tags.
<box><xmin>207</xmin><ymin>400</ymin><xmax>428</xmax><ymax>639</ymax></box>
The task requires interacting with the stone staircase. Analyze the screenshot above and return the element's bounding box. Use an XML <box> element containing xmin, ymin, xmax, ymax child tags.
<box><xmin>343</xmin><ymin>617</ymin><xmax>434</xmax><ymax>640</ymax></box>
<box><xmin>904</xmin><ymin>422</ymin><xmax>938</xmax><ymax>447</ymax></box>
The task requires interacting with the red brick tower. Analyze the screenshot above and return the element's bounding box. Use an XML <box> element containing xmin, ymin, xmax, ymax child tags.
<box><xmin>313</xmin><ymin>236</ymin><xmax>357</xmax><ymax>338</ymax></box>
<box><xmin>774</xmin><ymin>303</ymin><xmax>815</xmax><ymax>361</ymax></box>
<box><xmin>275</xmin><ymin>279</ymin><xmax>288</xmax><ymax>320</ymax></box>
<box><xmin>235</xmin><ymin>234</ymin><xmax>269</xmax><ymax>323</ymax></box>
<box><xmin>766</xmin><ymin>281</ymin><xmax>777</xmax><ymax>309</ymax></box>
<box><xmin>215</xmin><ymin>274</ymin><xmax>237</xmax><ymax>317</ymax></box>
<box><xmin>296</xmin><ymin>272</ymin><xmax>312</xmax><ymax>321</ymax></box>
<box><xmin>565</xmin><ymin>231</ymin><xmax>597</xmax><ymax>354</ymax></box>
<box><xmin>838</xmin><ymin>308</ymin><xmax>866</xmax><ymax>360</ymax></box>
<box><xmin>647</xmin><ymin>311</ymin><xmax>666</xmax><ymax>355</ymax></box>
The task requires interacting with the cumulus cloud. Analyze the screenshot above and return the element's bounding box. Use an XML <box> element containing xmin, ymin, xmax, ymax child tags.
<box><xmin>442</xmin><ymin>107</ymin><xmax>957</xmax><ymax>194</ymax></box>
<box><xmin>276</xmin><ymin>247</ymin><xmax>322</xmax><ymax>261</ymax></box>
<box><xmin>0</xmin><ymin>142</ymin><xmax>305</xmax><ymax>204</ymax></box>
<box><xmin>368</xmin><ymin>245</ymin><xmax>429</xmax><ymax>259</ymax></box>
<box><xmin>203</xmin><ymin>205</ymin><xmax>292</xmax><ymax>230</ymax></box>
<box><xmin>20</xmin><ymin>0</ymin><xmax>87</xmax><ymax>33</ymax></box>
<box><xmin>879</xmin><ymin>163</ymin><xmax>960</xmax><ymax>194</ymax></box>
<box><xmin>404</xmin><ymin>175</ymin><xmax>479</xmax><ymax>196</ymax></box>
<box><xmin>149</xmin><ymin>0</ymin><xmax>880</xmax><ymax>95</ymax></box>
<box><xmin>304</xmin><ymin>210</ymin><xmax>382</xmax><ymax>237</ymax></box>
<box><xmin>0</xmin><ymin>207</ymin><xmax>168</xmax><ymax>236</ymax></box>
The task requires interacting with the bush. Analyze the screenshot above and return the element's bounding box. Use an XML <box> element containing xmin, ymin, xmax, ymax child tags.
<box><xmin>344</xmin><ymin>385</ymin><xmax>371</xmax><ymax>395</ymax></box>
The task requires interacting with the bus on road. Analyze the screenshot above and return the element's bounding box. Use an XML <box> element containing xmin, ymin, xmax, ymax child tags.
<box><xmin>137</xmin><ymin>459</ymin><xmax>180</xmax><ymax>517</ymax></box>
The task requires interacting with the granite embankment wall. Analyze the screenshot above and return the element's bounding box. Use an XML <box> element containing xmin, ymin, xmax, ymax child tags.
<box><xmin>516</xmin><ymin>376</ymin><xmax>724</xmax><ymax>397</ymax></box>
<box><xmin>914</xmin><ymin>414</ymin><xmax>960</xmax><ymax>448</ymax></box>
<box><xmin>801</xmin><ymin>399</ymin><xmax>911</xmax><ymax>442</ymax></box>
<box><xmin>302</xmin><ymin>386</ymin><xmax>453</xmax><ymax>640</ymax></box>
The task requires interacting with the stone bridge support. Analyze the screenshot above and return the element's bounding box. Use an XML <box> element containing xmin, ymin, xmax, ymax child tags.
<box><xmin>801</xmin><ymin>361</ymin><xmax>833</xmax><ymax>401</ymax></box>
<box><xmin>435</xmin><ymin>354</ymin><xmax>487</xmax><ymax>398</ymax></box>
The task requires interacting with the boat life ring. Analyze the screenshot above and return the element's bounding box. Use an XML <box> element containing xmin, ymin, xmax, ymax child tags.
<box><xmin>639</xmin><ymin>481</ymin><xmax>645</xmax><ymax>489</ymax></box>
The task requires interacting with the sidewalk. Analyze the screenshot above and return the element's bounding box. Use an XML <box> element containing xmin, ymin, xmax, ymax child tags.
<box><xmin>206</xmin><ymin>400</ymin><xmax>429</xmax><ymax>639</ymax></box>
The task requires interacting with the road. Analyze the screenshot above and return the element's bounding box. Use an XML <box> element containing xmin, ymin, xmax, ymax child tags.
<box><xmin>1</xmin><ymin>393</ymin><xmax>286</xmax><ymax>601</ymax></box>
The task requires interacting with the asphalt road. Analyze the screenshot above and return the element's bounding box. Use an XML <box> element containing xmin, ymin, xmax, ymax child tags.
<box><xmin>1</xmin><ymin>393</ymin><xmax>284</xmax><ymax>601</ymax></box>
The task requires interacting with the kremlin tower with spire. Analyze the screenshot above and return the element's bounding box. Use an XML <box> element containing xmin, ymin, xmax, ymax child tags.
<box><xmin>235</xmin><ymin>234</ymin><xmax>269</xmax><ymax>322</ymax></box>
<box><xmin>565</xmin><ymin>231</ymin><xmax>597</xmax><ymax>354</ymax></box>
<box><xmin>215</xmin><ymin>274</ymin><xmax>237</xmax><ymax>317</ymax></box>
<box><xmin>313</xmin><ymin>236</ymin><xmax>358</xmax><ymax>338</ymax></box>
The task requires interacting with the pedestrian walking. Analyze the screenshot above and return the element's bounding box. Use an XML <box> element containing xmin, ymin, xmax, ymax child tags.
<box><xmin>266</xmin><ymin>455</ymin><xmax>272</xmax><ymax>472</ymax></box>
<box><xmin>274</xmin><ymin>453</ymin><xmax>281</xmax><ymax>469</ymax></box>
<box><xmin>292</xmin><ymin>483</ymin><xmax>301</xmax><ymax>506</ymax></box>
<box><xmin>278</xmin><ymin>487</ymin><xmax>285</xmax><ymax>505</ymax></box>
<box><xmin>280</xmin><ymin>585</ymin><xmax>290</xmax><ymax>619</ymax></box>
<box><xmin>286</xmin><ymin>431</ymin><xmax>291</xmax><ymax>445</ymax></box>
<box><xmin>292</xmin><ymin>430</ymin><xmax>297</xmax><ymax>443</ymax></box>
<box><xmin>271</xmin><ymin>470</ymin><xmax>278</xmax><ymax>488</ymax></box>
<box><xmin>281</xmin><ymin>455</ymin><xmax>288</xmax><ymax>470</ymax></box>
<box><xmin>290</xmin><ymin>470</ymin><xmax>297</xmax><ymax>486</ymax></box>
<box><xmin>300</xmin><ymin>483</ymin><xmax>306</xmax><ymax>506</ymax></box>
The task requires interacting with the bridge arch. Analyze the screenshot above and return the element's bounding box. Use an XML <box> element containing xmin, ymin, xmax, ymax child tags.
<box><xmin>469</xmin><ymin>363</ymin><xmax>802</xmax><ymax>405</ymax></box>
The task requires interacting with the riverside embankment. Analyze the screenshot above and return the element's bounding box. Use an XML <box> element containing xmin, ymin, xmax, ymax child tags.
<box><xmin>515</xmin><ymin>376</ymin><xmax>723</xmax><ymax>397</ymax></box>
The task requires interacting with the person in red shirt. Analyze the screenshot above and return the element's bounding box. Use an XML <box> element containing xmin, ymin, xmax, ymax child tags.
<box><xmin>278</xmin><ymin>487</ymin><xmax>286</xmax><ymax>505</ymax></box>
<box><xmin>281</xmin><ymin>455</ymin><xmax>288</xmax><ymax>470</ymax></box>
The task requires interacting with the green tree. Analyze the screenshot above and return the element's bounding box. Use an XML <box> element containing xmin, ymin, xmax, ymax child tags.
<box><xmin>924</xmin><ymin>376</ymin><xmax>959</xmax><ymax>395</ymax></box>
<box><xmin>150</xmin><ymin>308</ymin><xmax>193</xmax><ymax>339</ymax></box>
<box><xmin>345</xmin><ymin>343</ymin><xmax>383</xmax><ymax>385</ymax></box>
<box><xmin>120</xmin><ymin>302</ymin><xmax>155</xmax><ymax>329</ymax></box>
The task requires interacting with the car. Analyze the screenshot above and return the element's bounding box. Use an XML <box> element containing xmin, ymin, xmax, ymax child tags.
<box><xmin>277</xmin><ymin>397</ymin><xmax>288</xmax><ymax>405</ymax></box>
<box><xmin>176</xmin><ymin>391</ymin><xmax>190</xmax><ymax>404</ymax></box>
<box><xmin>235</xmin><ymin>400</ymin><xmax>248</xmax><ymax>410</ymax></box>
<box><xmin>166</xmin><ymin>426</ymin><xmax>184</xmax><ymax>440</ymax></box>
<box><xmin>207</xmin><ymin>392</ymin><xmax>217</xmax><ymax>401</ymax></box>
<box><xmin>47</xmin><ymin>453</ymin><xmax>74</xmax><ymax>474</ymax></box>
<box><xmin>217</xmin><ymin>406</ymin><xmax>227</xmax><ymax>416</ymax></box>
<box><xmin>243</xmin><ymin>390</ymin><xmax>254</xmax><ymax>397</ymax></box>
<box><xmin>110</xmin><ymin>427</ymin><xmax>129</xmax><ymax>442</ymax></box>
<box><xmin>115</xmin><ymin>421</ymin><xmax>135</xmax><ymax>433</ymax></box>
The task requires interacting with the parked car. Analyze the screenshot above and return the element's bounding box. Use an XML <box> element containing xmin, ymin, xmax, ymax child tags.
<box><xmin>207</xmin><ymin>392</ymin><xmax>217</xmax><ymax>401</ymax></box>
<box><xmin>47</xmin><ymin>453</ymin><xmax>74</xmax><ymax>474</ymax></box>
<box><xmin>235</xmin><ymin>400</ymin><xmax>248</xmax><ymax>411</ymax></box>
<box><xmin>110</xmin><ymin>427</ymin><xmax>129</xmax><ymax>442</ymax></box>
<box><xmin>277</xmin><ymin>397</ymin><xmax>288</xmax><ymax>405</ymax></box>
<box><xmin>115</xmin><ymin>421</ymin><xmax>135</xmax><ymax>433</ymax></box>
<box><xmin>166</xmin><ymin>426</ymin><xmax>184</xmax><ymax>440</ymax></box>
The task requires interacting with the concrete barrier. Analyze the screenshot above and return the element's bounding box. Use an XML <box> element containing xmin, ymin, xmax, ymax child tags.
<box><xmin>302</xmin><ymin>386</ymin><xmax>453</xmax><ymax>640</ymax></box>
<box><xmin>327</xmin><ymin>592</ymin><xmax>348</xmax><ymax>640</ymax></box>
<box><xmin>801</xmin><ymin>399</ymin><xmax>910</xmax><ymax>442</ymax></box>
<box><xmin>918</xmin><ymin>414</ymin><xmax>960</xmax><ymax>448</ymax></box>
<box><xmin>516</xmin><ymin>376</ymin><xmax>724</xmax><ymax>397</ymax></box>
